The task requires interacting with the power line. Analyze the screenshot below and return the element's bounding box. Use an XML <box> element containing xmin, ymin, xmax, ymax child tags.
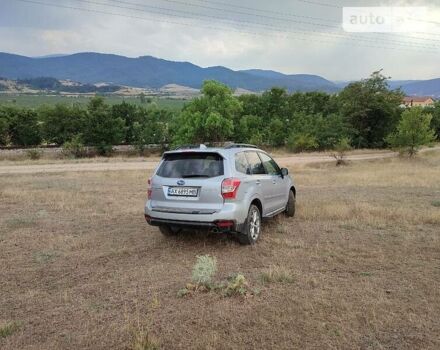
<box><xmin>84</xmin><ymin>0</ymin><xmax>440</xmax><ymax>51</ymax></box>
<box><xmin>154</xmin><ymin>0</ymin><xmax>339</xmax><ymax>23</ymax></box>
<box><xmin>186</xmin><ymin>0</ymin><xmax>440</xmax><ymax>44</ymax></box>
<box><xmin>13</xmin><ymin>0</ymin><xmax>440</xmax><ymax>54</ymax></box>
<box><xmin>151</xmin><ymin>0</ymin><xmax>440</xmax><ymax>44</ymax></box>
<box><xmin>287</xmin><ymin>0</ymin><xmax>440</xmax><ymax>33</ymax></box>
<box><xmin>294</xmin><ymin>0</ymin><xmax>340</xmax><ymax>9</ymax></box>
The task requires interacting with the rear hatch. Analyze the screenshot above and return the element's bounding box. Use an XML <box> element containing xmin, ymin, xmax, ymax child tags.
<box><xmin>150</xmin><ymin>152</ymin><xmax>225</xmax><ymax>214</ymax></box>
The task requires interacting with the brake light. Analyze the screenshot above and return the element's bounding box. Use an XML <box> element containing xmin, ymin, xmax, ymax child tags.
<box><xmin>147</xmin><ymin>178</ymin><xmax>152</xmax><ymax>199</ymax></box>
<box><xmin>221</xmin><ymin>178</ymin><xmax>241</xmax><ymax>199</ymax></box>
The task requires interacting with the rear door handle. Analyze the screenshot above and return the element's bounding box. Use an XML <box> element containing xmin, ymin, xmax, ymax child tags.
<box><xmin>272</xmin><ymin>180</ymin><xmax>277</xmax><ymax>184</ymax></box>
<box><xmin>256</xmin><ymin>180</ymin><xmax>261</xmax><ymax>185</ymax></box>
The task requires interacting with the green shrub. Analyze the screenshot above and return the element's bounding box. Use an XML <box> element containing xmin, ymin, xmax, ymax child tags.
<box><xmin>287</xmin><ymin>133</ymin><xmax>318</xmax><ymax>152</ymax></box>
<box><xmin>26</xmin><ymin>149</ymin><xmax>42</xmax><ymax>160</ymax></box>
<box><xmin>62</xmin><ymin>135</ymin><xmax>87</xmax><ymax>158</ymax></box>
<box><xmin>331</xmin><ymin>137</ymin><xmax>352</xmax><ymax>166</ymax></box>
<box><xmin>191</xmin><ymin>255</ymin><xmax>217</xmax><ymax>287</ymax></box>
<box><xmin>386</xmin><ymin>107</ymin><xmax>436</xmax><ymax>157</ymax></box>
<box><xmin>224</xmin><ymin>273</ymin><xmax>248</xmax><ymax>296</ymax></box>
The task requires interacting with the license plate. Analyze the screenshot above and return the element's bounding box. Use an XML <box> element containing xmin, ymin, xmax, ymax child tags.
<box><xmin>167</xmin><ymin>186</ymin><xmax>198</xmax><ymax>197</ymax></box>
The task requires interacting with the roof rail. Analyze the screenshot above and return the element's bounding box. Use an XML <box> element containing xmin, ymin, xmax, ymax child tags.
<box><xmin>224</xmin><ymin>143</ymin><xmax>258</xmax><ymax>149</ymax></box>
<box><xmin>174</xmin><ymin>144</ymin><xmax>208</xmax><ymax>150</ymax></box>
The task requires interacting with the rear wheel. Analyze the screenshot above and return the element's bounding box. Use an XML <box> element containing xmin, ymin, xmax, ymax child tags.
<box><xmin>159</xmin><ymin>225</ymin><xmax>181</xmax><ymax>236</ymax></box>
<box><xmin>238</xmin><ymin>204</ymin><xmax>261</xmax><ymax>245</ymax></box>
<box><xmin>285</xmin><ymin>190</ymin><xmax>296</xmax><ymax>217</ymax></box>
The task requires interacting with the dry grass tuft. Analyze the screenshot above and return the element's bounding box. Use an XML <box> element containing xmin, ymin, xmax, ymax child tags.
<box><xmin>0</xmin><ymin>322</ymin><xmax>20</xmax><ymax>339</ymax></box>
<box><xmin>259</xmin><ymin>265</ymin><xmax>295</xmax><ymax>284</ymax></box>
<box><xmin>129</xmin><ymin>326</ymin><xmax>159</xmax><ymax>350</ymax></box>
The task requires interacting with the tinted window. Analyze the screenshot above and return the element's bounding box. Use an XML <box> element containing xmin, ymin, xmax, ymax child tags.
<box><xmin>259</xmin><ymin>152</ymin><xmax>281</xmax><ymax>175</ymax></box>
<box><xmin>235</xmin><ymin>152</ymin><xmax>250</xmax><ymax>174</ymax></box>
<box><xmin>157</xmin><ymin>152</ymin><xmax>224</xmax><ymax>178</ymax></box>
<box><xmin>245</xmin><ymin>152</ymin><xmax>266</xmax><ymax>175</ymax></box>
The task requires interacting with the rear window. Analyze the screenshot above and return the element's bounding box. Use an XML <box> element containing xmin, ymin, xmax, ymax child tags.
<box><xmin>157</xmin><ymin>152</ymin><xmax>224</xmax><ymax>178</ymax></box>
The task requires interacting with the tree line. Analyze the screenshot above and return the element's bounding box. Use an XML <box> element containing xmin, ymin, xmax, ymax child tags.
<box><xmin>0</xmin><ymin>71</ymin><xmax>438</xmax><ymax>155</ymax></box>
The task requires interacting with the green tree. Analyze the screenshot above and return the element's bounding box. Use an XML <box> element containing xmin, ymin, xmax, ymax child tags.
<box><xmin>39</xmin><ymin>103</ymin><xmax>86</xmax><ymax>144</ymax></box>
<box><xmin>8</xmin><ymin>107</ymin><xmax>41</xmax><ymax>146</ymax></box>
<box><xmin>428</xmin><ymin>101</ymin><xmax>440</xmax><ymax>139</ymax></box>
<box><xmin>139</xmin><ymin>92</ymin><xmax>146</xmax><ymax>104</ymax></box>
<box><xmin>235</xmin><ymin>115</ymin><xmax>263</xmax><ymax>143</ymax></box>
<box><xmin>132</xmin><ymin>109</ymin><xmax>168</xmax><ymax>153</ymax></box>
<box><xmin>386</xmin><ymin>107</ymin><xmax>436</xmax><ymax>156</ymax></box>
<box><xmin>338</xmin><ymin>70</ymin><xmax>403</xmax><ymax>148</ymax></box>
<box><xmin>172</xmin><ymin>81</ymin><xmax>240</xmax><ymax>146</ymax></box>
<box><xmin>267</xmin><ymin>118</ymin><xmax>286</xmax><ymax>147</ymax></box>
<box><xmin>288</xmin><ymin>91</ymin><xmax>338</xmax><ymax>115</ymax></box>
<box><xmin>260</xmin><ymin>87</ymin><xmax>289</xmax><ymax>121</ymax></box>
<box><xmin>83</xmin><ymin>96</ymin><xmax>125</xmax><ymax>155</ymax></box>
<box><xmin>111</xmin><ymin>101</ymin><xmax>139</xmax><ymax>143</ymax></box>
<box><xmin>0</xmin><ymin>107</ymin><xmax>11</xmax><ymax>145</ymax></box>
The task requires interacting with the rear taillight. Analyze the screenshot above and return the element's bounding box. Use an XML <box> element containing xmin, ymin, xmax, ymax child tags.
<box><xmin>221</xmin><ymin>178</ymin><xmax>241</xmax><ymax>199</ymax></box>
<box><xmin>147</xmin><ymin>178</ymin><xmax>152</xmax><ymax>199</ymax></box>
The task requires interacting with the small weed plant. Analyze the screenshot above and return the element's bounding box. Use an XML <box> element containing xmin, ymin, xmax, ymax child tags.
<box><xmin>431</xmin><ymin>200</ymin><xmax>440</xmax><ymax>208</ymax></box>
<box><xmin>0</xmin><ymin>321</ymin><xmax>20</xmax><ymax>339</ymax></box>
<box><xmin>191</xmin><ymin>255</ymin><xmax>217</xmax><ymax>287</ymax></box>
<box><xmin>179</xmin><ymin>256</ymin><xmax>254</xmax><ymax>298</ymax></box>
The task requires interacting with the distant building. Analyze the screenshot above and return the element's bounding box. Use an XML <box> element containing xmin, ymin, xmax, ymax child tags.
<box><xmin>402</xmin><ymin>96</ymin><xmax>435</xmax><ymax>108</ymax></box>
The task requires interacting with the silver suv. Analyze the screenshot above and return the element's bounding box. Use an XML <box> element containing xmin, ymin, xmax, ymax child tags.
<box><xmin>144</xmin><ymin>144</ymin><xmax>296</xmax><ymax>244</ymax></box>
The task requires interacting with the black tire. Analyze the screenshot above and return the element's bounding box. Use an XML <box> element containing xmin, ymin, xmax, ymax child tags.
<box><xmin>238</xmin><ymin>204</ymin><xmax>261</xmax><ymax>245</ymax></box>
<box><xmin>159</xmin><ymin>225</ymin><xmax>181</xmax><ymax>236</ymax></box>
<box><xmin>285</xmin><ymin>190</ymin><xmax>296</xmax><ymax>217</ymax></box>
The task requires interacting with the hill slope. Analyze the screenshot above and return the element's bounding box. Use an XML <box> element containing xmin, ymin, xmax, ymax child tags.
<box><xmin>0</xmin><ymin>52</ymin><xmax>338</xmax><ymax>93</ymax></box>
<box><xmin>400</xmin><ymin>78</ymin><xmax>440</xmax><ymax>98</ymax></box>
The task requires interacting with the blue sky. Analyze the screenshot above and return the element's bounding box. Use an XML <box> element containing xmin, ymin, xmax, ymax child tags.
<box><xmin>1</xmin><ymin>0</ymin><xmax>440</xmax><ymax>80</ymax></box>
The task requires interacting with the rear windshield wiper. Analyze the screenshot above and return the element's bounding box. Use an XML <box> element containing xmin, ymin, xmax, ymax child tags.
<box><xmin>182</xmin><ymin>174</ymin><xmax>210</xmax><ymax>178</ymax></box>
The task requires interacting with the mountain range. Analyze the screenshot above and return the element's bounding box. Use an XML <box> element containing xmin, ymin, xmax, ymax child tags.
<box><xmin>0</xmin><ymin>52</ymin><xmax>438</xmax><ymax>97</ymax></box>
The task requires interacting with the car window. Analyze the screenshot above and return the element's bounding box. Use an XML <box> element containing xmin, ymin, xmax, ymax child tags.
<box><xmin>245</xmin><ymin>151</ymin><xmax>266</xmax><ymax>175</ymax></box>
<box><xmin>235</xmin><ymin>152</ymin><xmax>250</xmax><ymax>174</ymax></box>
<box><xmin>259</xmin><ymin>152</ymin><xmax>281</xmax><ymax>175</ymax></box>
<box><xmin>157</xmin><ymin>152</ymin><xmax>224</xmax><ymax>178</ymax></box>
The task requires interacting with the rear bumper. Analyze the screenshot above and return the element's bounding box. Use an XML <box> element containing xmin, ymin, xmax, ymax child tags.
<box><xmin>144</xmin><ymin>214</ymin><xmax>245</xmax><ymax>233</ymax></box>
<box><xmin>145</xmin><ymin>215</ymin><xmax>216</xmax><ymax>229</ymax></box>
<box><xmin>144</xmin><ymin>200</ymin><xmax>248</xmax><ymax>232</ymax></box>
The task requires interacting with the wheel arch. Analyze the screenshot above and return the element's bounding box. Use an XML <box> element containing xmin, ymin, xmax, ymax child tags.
<box><xmin>250</xmin><ymin>197</ymin><xmax>263</xmax><ymax>218</ymax></box>
<box><xmin>290</xmin><ymin>186</ymin><xmax>296</xmax><ymax>198</ymax></box>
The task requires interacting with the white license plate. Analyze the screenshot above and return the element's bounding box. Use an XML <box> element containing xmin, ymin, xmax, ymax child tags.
<box><xmin>167</xmin><ymin>187</ymin><xmax>198</xmax><ymax>197</ymax></box>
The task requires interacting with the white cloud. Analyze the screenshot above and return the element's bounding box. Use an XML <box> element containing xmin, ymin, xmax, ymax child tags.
<box><xmin>1</xmin><ymin>0</ymin><xmax>439</xmax><ymax>80</ymax></box>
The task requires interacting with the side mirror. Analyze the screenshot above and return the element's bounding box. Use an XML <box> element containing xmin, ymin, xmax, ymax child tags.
<box><xmin>281</xmin><ymin>168</ymin><xmax>288</xmax><ymax>177</ymax></box>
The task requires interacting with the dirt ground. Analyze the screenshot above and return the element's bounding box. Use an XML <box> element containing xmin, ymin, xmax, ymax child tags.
<box><xmin>1</xmin><ymin>151</ymin><xmax>439</xmax><ymax>349</ymax></box>
<box><xmin>0</xmin><ymin>149</ymin><xmax>401</xmax><ymax>175</ymax></box>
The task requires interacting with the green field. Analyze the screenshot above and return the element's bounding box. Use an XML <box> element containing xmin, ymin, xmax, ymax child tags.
<box><xmin>0</xmin><ymin>94</ymin><xmax>186</xmax><ymax>111</ymax></box>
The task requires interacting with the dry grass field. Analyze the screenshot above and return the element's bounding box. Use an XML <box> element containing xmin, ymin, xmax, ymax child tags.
<box><xmin>1</xmin><ymin>152</ymin><xmax>439</xmax><ymax>349</ymax></box>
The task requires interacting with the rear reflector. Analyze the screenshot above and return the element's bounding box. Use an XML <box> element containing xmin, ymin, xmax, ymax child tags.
<box><xmin>144</xmin><ymin>214</ymin><xmax>151</xmax><ymax>223</ymax></box>
<box><xmin>221</xmin><ymin>178</ymin><xmax>241</xmax><ymax>199</ymax></box>
<box><xmin>216</xmin><ymin>220</ymin><xmax>234</xmax><ymax>228</ymax></box>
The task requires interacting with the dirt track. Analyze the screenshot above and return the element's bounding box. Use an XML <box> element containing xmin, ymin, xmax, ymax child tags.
<box><xmin>0</xmin><ymin>152</ymin><xmax>393</xmax><ymax>174</ymax></box>
<box><xmin>0</xmin><ymin>148</ymin><xmax>438</xmax><ymax>174</ymax></box>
